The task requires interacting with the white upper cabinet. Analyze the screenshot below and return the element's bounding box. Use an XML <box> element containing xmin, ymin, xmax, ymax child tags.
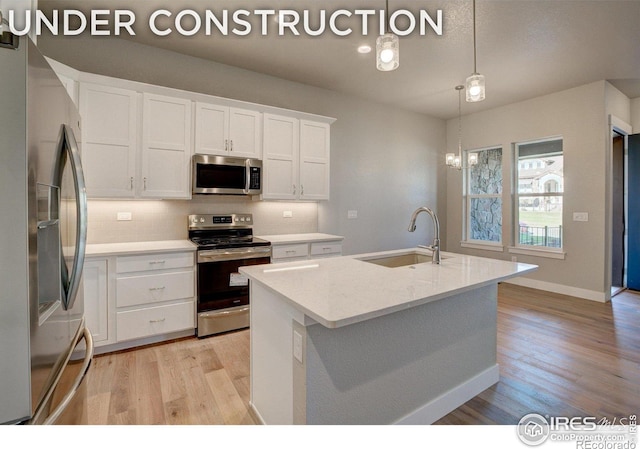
<box><xmin>228</xmin><ymin>107</ymin><xmax>262</xmax><ymax>158</ymax></box>
<box><xmin>80</xmin><ymin>84</ymin><xmax>193</xmax><ymax>199</ymax></box>
<box><xmin>262</xmin><ymin>113</ymin><xmax>299</xmax><ymax>200</ymax></box>
<box><xmin>263</xmin><ymin>114</ymin><xmax>330</xmax><ymax>201</ymax></box>
<box><xmin>195</xmin><ymin>102</ymin><xmax>262</xmax><ymax>159</ymax></box>
<box><xmin>141</xmin><ymin>93</ymin><xmax>192</xmax><ymax>199</ymax></box>
<box><xmin>73</xmin><ymin>69</ymin><xmax>333</xmax><ymax>201</ymax></box>
<box><xmin>194</xmin><ymin>102</ymin><xmax>228</xmax><ymax>155</ymax></box>
<box><xmin>80</xmin><ymin>83</ymin><xmax>138</xmax><ymax>198</ymax></box>
<box><xmin>299</xmin><ymin>120</ymin><xmax>330</xmax><ymax>201</ymax></box>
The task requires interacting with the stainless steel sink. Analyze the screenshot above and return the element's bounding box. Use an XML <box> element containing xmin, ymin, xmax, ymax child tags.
<box><xmin>357</xmin><ymin>251</ymin><xmax>445</xmax><ymax>268</ymax></box>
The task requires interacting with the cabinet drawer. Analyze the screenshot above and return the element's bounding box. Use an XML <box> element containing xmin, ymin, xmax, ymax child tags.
<box><xmin>116</xmin><ymin>270</ymin><xmax>194</xmax><ymax>308</ymax></box>
<box><xmin>310</xmin><ymin>242</ymin><xmax>342</xmax><ymax>257</ymax></box>
<box><xmin>116</xmin><ymin>251</ymin><xmax>194</xmax><ymax>273</ymax></box>
<box><xmin>116</xmin><ymin>300</ymin><xmax>195</xmax><ymax>342</ymax></box>
<box><xmin>271</xmin><ymin>243</ymin><xmax>309</xmax><ymax>260</ymax></box>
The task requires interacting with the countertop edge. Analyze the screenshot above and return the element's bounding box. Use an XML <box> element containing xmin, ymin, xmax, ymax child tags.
<box><xmin>256</xmin><ymin>233</ymin><xmax>344</xmax><ymax>244</ymax></box>
<box><xmin>241</xmin><ymin>249</ymin><xmax>538</xmax><ymax>329</ymax></box>
<box><xmin>85</xmin><ymin>240</ymin><xmax>197</xmax><ymax>257</ymax></box>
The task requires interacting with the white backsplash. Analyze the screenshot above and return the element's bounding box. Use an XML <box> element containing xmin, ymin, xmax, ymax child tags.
<box><xmin>86</xmin><ymin>197</ymin><xmax>318</xmax><ymax>244</ymax></box>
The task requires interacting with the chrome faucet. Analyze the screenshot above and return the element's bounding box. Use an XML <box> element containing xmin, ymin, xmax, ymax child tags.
<box><xmin>408</xmin><ymin>207</ymin><xmax>441</xmax><ymax>264</ymax></box>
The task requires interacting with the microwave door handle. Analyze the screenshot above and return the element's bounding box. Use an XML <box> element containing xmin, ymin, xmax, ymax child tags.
<box><xmin>53</xmin><ymin>124</ymin><xmax>88</xmax><ymax>311</ymax></box>
<box><xmin>244</xmin><ymin>159</ymin><xmax>250</xmax><ymax>194</ymax></box>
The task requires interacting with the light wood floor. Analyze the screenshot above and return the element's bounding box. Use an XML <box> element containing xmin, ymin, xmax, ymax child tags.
<box><xmin>84</xmin><ymin>284</ymin><xmax>640</xmax><ymax>425</ymax></box>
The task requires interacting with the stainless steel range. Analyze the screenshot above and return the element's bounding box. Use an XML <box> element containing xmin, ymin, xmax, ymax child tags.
<box><xmin>189</xmin><ymin>214</ymin><xmax>271</xmax><ymax>338</ymax></box>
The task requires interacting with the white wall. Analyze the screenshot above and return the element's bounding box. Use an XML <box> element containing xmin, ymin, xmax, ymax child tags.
<box><xmin>446</xmin><ymin>81</ymin><xmax>612</xmax><ymax>299</ymax></box>
<box><xmin>38</xmin><ymin>35</ymin><xmax>445</xmax><ymax>255</ymax></box>
<box><xmin>631</xmin><ymin>98</ymin><xmax>640</xmax><ymax>132</ymax></box>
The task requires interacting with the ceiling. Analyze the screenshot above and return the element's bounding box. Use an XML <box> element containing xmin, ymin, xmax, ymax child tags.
<box><xmin>37</xmin><ymin>0</ymin><xmax>640</xmax><ymax>120</ymax></box>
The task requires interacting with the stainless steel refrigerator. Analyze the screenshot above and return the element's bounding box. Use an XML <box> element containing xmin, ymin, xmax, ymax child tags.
<box><xmin>0</xmin><ymin>33</ymin><xmax>93</xmax><ymax>424</ymax></box>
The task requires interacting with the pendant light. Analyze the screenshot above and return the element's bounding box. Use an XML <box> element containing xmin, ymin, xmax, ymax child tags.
<box><xmin>446</xmin><ymin>85</ymin><xmax>478</xmax><ymax>170</ymax></box>
<box><xmin>465</xmin><ymin>0</ymin><xmax>485</xmax><ymax>102</ymax></box>
<box><xmin>376</xmin><ymin>0</ymin><xmax>399</xmax><ymax>71</ymax></box>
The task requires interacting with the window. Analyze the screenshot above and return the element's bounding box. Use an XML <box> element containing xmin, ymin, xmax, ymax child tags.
<box><xmin>465</xmin><ymin>147</ymin><xmax>502</xmax><ymax>243</ymax></box>
<box><xmin>514</xmin><ymin>138</ymin><xmax>563</xmax><ymax>249</ymax></box>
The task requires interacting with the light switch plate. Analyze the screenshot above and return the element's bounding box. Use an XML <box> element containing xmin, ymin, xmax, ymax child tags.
<box><xmin>348</xmin><ymin>210</ymin><xmax>358</xmax><ymax>219</ymax></box>
<box><xmin>573</xmin><ymin>212</ymin><xmax>588</xmax><ymax>222</ymax></box>
<box><xmin>283</xmin><ymin>210</ymin><xmax>293</xmax><ymax>218</ymax></box>
<box><xmin>117</xmin><ymin>212</ymin><xmax>132</xmax><ymax>221</ymax></box>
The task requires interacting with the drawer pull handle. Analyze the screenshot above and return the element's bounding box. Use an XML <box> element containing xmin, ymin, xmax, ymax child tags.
<box><xmin>149</xmin><ymin>318</ymin><xmax>166</xmax><ymax>323</ymax></box>
<box><xmin>149</xmin><ymin>260</ymin><xmax>166</xmax><ymax>265</ymax></box>
<box><xmin>285</xmin><ymin>250</ymin><xmax>296</xmax><ymax>254</ymax></box>
<box><xmin>323</xmin><ymin>247</ymin><xmax>331</xmax><ymax>251</ymax></box>
<box><xmin>149</xmin><ymin>286</ymin><xmax>166</xmax><ymax>291</ymax></box>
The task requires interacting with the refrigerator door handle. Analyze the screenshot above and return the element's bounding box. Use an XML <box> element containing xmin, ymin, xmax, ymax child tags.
<box><xmin>41</xmin><ymin>326</ymin><xmax>93</xmax><ymax>425</ymax></box>
<box><xmin>54</xmin><ymin>124</ymin><xmax>88</xmax><ymax>311</ymax></box>
<box><xmin>30</xmin><ymin>322</ymin><xmax>94</xmax><ymax>425</ymax></box>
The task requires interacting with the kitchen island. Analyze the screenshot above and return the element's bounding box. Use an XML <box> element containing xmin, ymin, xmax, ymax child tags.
<box><xmin>239</xmin><ymin>248</ymin><xmax>537</xmax><ymax>425</ymax></box>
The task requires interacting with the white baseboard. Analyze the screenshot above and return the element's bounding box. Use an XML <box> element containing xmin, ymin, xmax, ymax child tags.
<box><xmin>92</xmin><ymin>329</ymin><xmax>195</xmax><ymax>355</ymax></box>
<box><xmin>393</xmin><ymin>364</ymin><xmax>500</xmax><ymax>425</ymax></box>
<box><xmin>504</xmin><ymin>277</ymin><xmax>608</xmax><ymax>302</ymax></box>
<box><xmin>249</xmin><ymin>402</ymin><xmax>266</xmax><ymax>425</ymax></box>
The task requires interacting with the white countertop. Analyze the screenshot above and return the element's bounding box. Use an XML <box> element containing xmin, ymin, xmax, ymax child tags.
<box><xmin>85</xmin><ymin>240</ymin><xmax>196</xmax><ymax>257</ymax></box>
<box><xmin>240</xmin><ymin>247</ymin><xmax>537</xmax><ymax>329</ymax></box>
<box><xmin>257</xmin><ymin>233</ymin><xmax>344</xmax><ymax>244</ymax></box>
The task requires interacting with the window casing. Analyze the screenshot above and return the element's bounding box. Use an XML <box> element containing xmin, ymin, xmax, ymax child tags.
<box><xmin>465</xmin><ymin>147</ymin><xmax>503</xmax><ymax>243</ymax></box>
<box><xmin>514</xmin><ymin>138</ymin><xmax>563</xmax><ymax>249</ymax></box>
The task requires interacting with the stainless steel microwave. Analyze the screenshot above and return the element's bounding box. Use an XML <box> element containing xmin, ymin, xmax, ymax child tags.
<box><xmin>192</xmin><ymin>154</ymin><xmax>262</xmax><ymax>195</ymax></box>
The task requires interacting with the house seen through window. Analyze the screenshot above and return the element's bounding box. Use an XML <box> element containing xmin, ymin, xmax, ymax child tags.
<box><xmin>515</xmin><ymin>138</ymin><xmax>563</xmax><ymax>249</ymax></box>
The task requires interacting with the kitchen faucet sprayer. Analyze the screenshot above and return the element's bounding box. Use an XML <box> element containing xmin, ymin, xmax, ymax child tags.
<box><xmin>408</xmin><ymin>207</ymin><xmax>441</xmax><ymax>264</ymax></box>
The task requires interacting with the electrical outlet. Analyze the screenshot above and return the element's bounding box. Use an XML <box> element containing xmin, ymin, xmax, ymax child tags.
<box><xmin>347</xmin><ymin>210</ymin><xmax>358</xmax><ymax>219</ymax></box>
<box><xmin>283</xmin><ymin>210</ymin><xmax>293</xmax><ymax>218</ymax></box>
<box><xmin>573</xmin><ymin>212</ymin><xmax>589</xmax><ymax>222</ymax></box>
<box><xmin>117</xmin><ymin>212</ymin><xmax>132</xmax><ymax>221</ymax></box>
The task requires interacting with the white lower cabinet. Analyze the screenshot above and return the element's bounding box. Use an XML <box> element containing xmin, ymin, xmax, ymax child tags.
<box><xmin>310</xmin><ymin>242</ymin><xmax>343</xmax><ymax>258</ymax></box>
<box><xmin>271</xmin><ymin>243</ymin><xmax>309</xmax><ymax>262</ymax></box>
<box><xmin>270</xmin><ymin>238</ymin><xmax>343</xmax><ymax>263</ymax></box>
<box><xmin>115</xmin><ymin>251</ymin><xmax>195</xmax><ymax>343</ymax></box>
<box><xmin>83</xmin><ymin>258</ymin><xmax>110</xmax><ymax>344</ymax></box>
<box><xmin>116</xmin><ymin>301</ymin><xmax>195</xmax><ymax>342</ymax></box>
<box><xmin>83</xmin><ymin>250</ymin><xmax>196</xmax><ymax>351</ymax></box>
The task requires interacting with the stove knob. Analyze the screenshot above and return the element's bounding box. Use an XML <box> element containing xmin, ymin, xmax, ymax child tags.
<box><xmin>200</xmin><ymin>218</ymin><xmax>205</xmax><ymax>223</ymax></box>
<box><xmin>240</xmin><ymin>217</ymin><xmax>245</xmax><ymax>222</ymax></box>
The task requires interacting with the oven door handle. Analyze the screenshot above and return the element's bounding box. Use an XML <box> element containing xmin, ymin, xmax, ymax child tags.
<box><xmin>201</xmin><ymin>306</ymin><xmax>250</xmax><ymax>319</ymax></box>
<box><xmin>198</xmin><ymin>246</ymin><xmax>271</xmax><ymax>263</ymax></box>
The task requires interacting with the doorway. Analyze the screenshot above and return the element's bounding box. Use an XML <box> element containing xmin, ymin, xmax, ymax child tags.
<box><xmin>627</xmin><ymin>133</ymin><xmax>640</xmax><ymax>291</ymax></box>
<box><xmin>611</xmin><ymin>133</ymin><xmax>625</xmax><ymax>296</ymax></box>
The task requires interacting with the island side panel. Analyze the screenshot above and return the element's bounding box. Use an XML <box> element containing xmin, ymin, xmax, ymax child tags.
<box><xmin>249</xmin><ymin>281</ymin><xmax>306</xmax><ymax>424</ymax></box>
<box><xmin>303</xmin><ymin>284</ymin><xmax>499</xmax><ymax>425</ymax></box>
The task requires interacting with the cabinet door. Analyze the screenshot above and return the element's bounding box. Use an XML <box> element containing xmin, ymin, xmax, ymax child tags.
<box><xmin>228</xmin><ymin>107</ymin><xmax>262</xmax><ymax>159</ymax></box>
<box><xmin>83</xmin><ymin>259</ymin><xmax>109</xmax><ymax>344</ymax></box>
<box><xmin>299</xmin><ymin>120</ymin><xmax>330</xmax><ymax>201</ymax></box>
<box><xmin>262</xmin><ymin>113</ymin><xmax>299</xmax><ymax>200</ymax></box>
<box><xmin>80</xmin><ymin>83</ymin><xmax>137</xmax><ymax>198</ymax></box>
<box><xmin>141</xmin><ymin>93</ymin><xmax>192</xmax><ymax>199</ymax></box>
<box><xmin>194</xmin><ymin>102</ymin><xmax>229</xmax><ymax>155</ymax></box>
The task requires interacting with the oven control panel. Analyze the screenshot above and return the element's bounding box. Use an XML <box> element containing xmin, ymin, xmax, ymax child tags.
<box><xmin>189</xmin><ymin>214</ymin><xmax>253</xmax><ymax>229</ymax></box>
